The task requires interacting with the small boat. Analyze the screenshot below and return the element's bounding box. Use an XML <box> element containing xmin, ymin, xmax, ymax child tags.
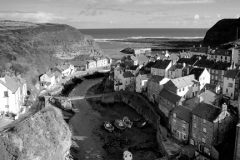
<box><xmin>137</xmin><ymin>121</ymin><xmax>147</xmax><ymax>128</ymax></box>
<box><xmin>104</xmin><ymin>121</ymin><xmax>114</xmax><ymax>132</ymax></box>
<box><xmin>114</xmin><ymin>119</ymin><xmax>126</xmax><ymax>130</ymax></box>
<box><xmin>123</xmin><ymin>117</ymin><xmax>133</xmax><ymax>129</ymax></box>
<box><xmin>123</xmin><ymin>150</ymin><xmax>133</xmax><ymax>160</ymax></box>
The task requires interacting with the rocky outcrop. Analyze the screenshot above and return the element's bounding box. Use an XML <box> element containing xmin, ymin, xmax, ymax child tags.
<box><xmin>202</xmin><ymin>18</ymin><xmax>240</xmax><ymax>46</ymax></box>
<box><xmin>0</xmin><ymin>105</ymin><xmax>72</xmax><ymax>160</ymax></box>
<box><xmin>0</xmin><ymin>20</ymin><xmax>102</xmax><ymax>89</ymax></box>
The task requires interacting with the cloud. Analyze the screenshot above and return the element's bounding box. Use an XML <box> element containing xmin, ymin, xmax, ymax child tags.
<box><xmin>194</xmin><ymin>14</ymin><xmax>200</xmax><ymax>20</ymax></box>
<box><xmin>217</xmin><ymin>14</ymin><xmax>221</xmax><ymax>18</ymax></box>
<box><xmin>204</xmin><ymin>15</ymin><xmax>211</xmax><ymax>19</ymax></box>
<box><xmin>0</xmin><ymin>11</ymin><xmax>65</xmax><ymax>23</ymax></box>
<box><xmin>136</xmin><ymin>0</ymin><xmax>215</xmax><ymax>4</ymax></box>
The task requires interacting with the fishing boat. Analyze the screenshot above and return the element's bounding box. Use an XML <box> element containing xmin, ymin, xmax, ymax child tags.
<box><xmin>123</xmin><ymin>150</ymin><xmax>133</xmax><ymax>160</ymax></box>
<box><xmin>123</xmin><ymin>117</ymin><xmax>133</xmax><ymax>129</ymax></box>
<box><xmin>136</xmin><ymin>121</ymin><xmax>147</xmax><ymax>128</ymax></box>
<box><xmin>104</xmin><ymin>121</ymin><xmax>114</xmax><ymax>132</ymax></box>
<box><xmin>114</xmin><ymin>119</ymin><xmax>127</xmax><ymax>130</ymax></box>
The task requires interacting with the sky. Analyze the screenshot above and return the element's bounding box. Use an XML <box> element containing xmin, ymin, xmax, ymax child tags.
<box><xmin>0</xmin><ymin>0</ymin><xmax>239</xmax><ymax>29</ymax></box>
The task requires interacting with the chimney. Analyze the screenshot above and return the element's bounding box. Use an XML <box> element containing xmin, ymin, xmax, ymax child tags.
<box><xmin>222</xmin><ymin>103</ymin><xmax>228</xmax><ymax>112</ymax></box>
<box><xmin>200</xmin><ymin>44</ymin><xmax>202</xmax><ymax>47</ymax></box>
<box><xmin>183</xmin><ymin>63</ymin><xmax>186</xmax><ymax>68</ymax></box>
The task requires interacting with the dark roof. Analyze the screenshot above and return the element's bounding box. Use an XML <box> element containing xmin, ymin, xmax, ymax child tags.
<box><xmin>194</xmin><ymin>59</ymin><xmax>214</xmax><ymax>68</ymax></box>
<box><xmin>128</xmin><ymin>65</ymin><xmax>138</xmax><ymax>70</ymax></box>
<box><xmin>148</xmin><ymin>75</ymin><xmax>164</xmax><ymax>83</ymax></box>
<box><xmin>200</xmin><ymin>83</ymin><xmax>218</xmax><ymax>94</ymax></box>
<box><xmin>189</xmin><ymin>68</ymin><xmax>205</xmax><ymax>80</ymax></box>
<box><xmin>211</xmin><ymin>61</ymin><xmax>231</xmax><ymax>70</ymax></box>
<box><xmin>212</xmin><ymin>49</ymin><xmax>232</xmax><ymax>56</ymax></box>
<box><xmin>172</xmin><ymin>106</ymin><xmax>191</xmax><ymax>123</ymax></box>
<box><xmin>159</xmin><ymin>89</ymin><xmax>182</xmax><ymax>104</ymax></box>
<box><xmin>170</xmin><ymin>75</ymin><xmax>196</xmax><ymax>88</ymax></box>
<box><xmin>191</xmin><ymin>102</ymin><xmax>221</xmax><ymax>122</ymax></box>
<box><xmin>198</xmin><ymin>90</ymin><xmax>220</xmax><ymax>105</ymax></box>
<box><xmin>0</xmin><ymin>76</ymin><xmax>19</xmax><ymax>93</ymax></box>
<box><xmin>144</xmin><ymin>61</ymin><xmax>155</xmax><ymax>68</ymax></box>
<box><xmin>224</xmin><ymin>70</ymin><xmax>240</xmax><ymax>78</ymax></box>
<box><xmin>123</xmin><ymin>71</ymin><xmax>134</xmax><ymax>78</ymax></box>
<box><xmin>177</xmin><ymin>58</ymin><xmax>197</xmax><ymax>65</ymax></box>
<box><xmin>191</xmin><ymin>55</ymin><xmax>208</xmax><ymax>60</ymax></box>
<box><xmin>158</xmin><ymin>60</ymin><xmax>171</xmax><ymax>69</ymax></box>
<box><xmin>190</xmin><ymin>47</ymin><xmax>208</xmax><ymax>53</ymax></box>
<box><xmin>152</xmin><ymin>60</ymin><xmax>162</xmax><ymax>68</ymax></box>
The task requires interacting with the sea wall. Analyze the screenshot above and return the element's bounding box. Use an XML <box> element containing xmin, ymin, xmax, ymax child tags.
<box><xmin>99</xmin><ymin>91</ymin><xmax>169</xmax><ymax>157</ymax></box>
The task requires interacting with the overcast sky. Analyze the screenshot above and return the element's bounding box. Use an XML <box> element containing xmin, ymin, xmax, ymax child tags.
<box><xmin>0</xmin><ymin>0</ymin><xmax>239</xmax><ymax>28</ymax></box>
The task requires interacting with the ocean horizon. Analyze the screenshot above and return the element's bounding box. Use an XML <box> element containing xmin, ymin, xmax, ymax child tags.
<box><xmin>79</xmin><ymin>28</ymin><xmax>207</xmax><ymax>59</ymax></box>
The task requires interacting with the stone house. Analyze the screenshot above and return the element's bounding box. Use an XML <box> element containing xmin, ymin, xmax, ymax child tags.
<box><xmin>193</xmin><ymin>59</ymin><xmax>214</xmax><ymax>72</ymax></box>
<box><xmin>151</xmin><ymin>60</ymin><xmax>172</xmax><ymax>77</ymax></box>
<box><xmin>121</xmin><ymin>55</ymin><xmax>138</xmax><ymax>67</ymax></box>
<box><xmin>114</xmin><ymin>71</ymin><xmax>134</xmax><ymax>91</ymax></box>
<box><xmin>164</xmin><ymin>75</ymin><xmax>200</xmax><ymax>99</ymax></box>
<box><xmin>222</xmin><ymin>70</ymin><xmax>240</xmax><ymax>100</ymax></box>
<box><xmin>208</xmin><ymin>49</ymin><xmax>232</xmax><ymax>63</ymax></box>
<box><xmin>147</xmin><ymin>75</ymin><xmax>170</xmax><ymax>103</ymax></box>
<box><xmin>170</xmin><ymin>105</ymin><xmax>191</xmax><ymax>143</ymax></box>
<box><xmin>190</xmin><ymin>102</ymin><xmax>236</xmax><ymax>159</ymax></box>
<box><xmin>40</xmin><ymin>72</ymin><xmax>57</xmax><ymax>89</ymax></box>
<box><xmin>70</xmin><ymin>61</ymin><xmax>86</xmax><ymax>71</ymax></box>
<box><xmin>0</xmin><ymin>75</ymin><xmax>27</xmax><ymax>115</ymax></box>
<box><xmin>158</xmin><ymin>89</ymin><xmax>183</xmax><ymax>126</ymax></box>
<box><xmin>167</xmin><ymin>63</ymin><xmax>188</xmax><ymax>79</ymax></box>
<box><xmin>210</xmin><ymin>62</ymin><xmax>231</xmax><ymax>88</ymax></box>
<box><xmin>189</xmin><ymin>68</ymin><xmax>211</xmax><ymax>90</ymax></box>
<box><xmin>94</xmin><ymin>57</ymin><xmax>109</xmax><ymax>68</ymax></box>
<box><xmin>125</xmin><ymin>65</ymin><xmax>139</xmax><ymax>76</ymax></box>
<box><xmin>135</xmin><ymin>72</ymin><xmax>152</xmax><ymax>93</ymax></box>
<box><xmin>86</xmin><ymin>60</ymin><xmax>97</xmax><ymax>69</ymax></box>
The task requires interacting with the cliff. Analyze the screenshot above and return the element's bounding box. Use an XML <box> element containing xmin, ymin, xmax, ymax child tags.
<box><xmin>0</xmin><ymin>20</ymin><xmax>102</xmax><ymax>90</ymax></box>
<box><xmin>202</xmin><ymin>18</ymin><xmax>240</xmax><ymax>46</ymax></box>
<box><xmin>0</xmin><ymin>105</ymin><xmax>72</xmax><ymax>160</ymax></box>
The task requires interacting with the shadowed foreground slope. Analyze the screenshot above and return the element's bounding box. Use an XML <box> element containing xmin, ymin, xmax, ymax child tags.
<box><xmin>0</xmin><ymin>105</ymin><xmax>72</xmax><ymax>160</ymax></box>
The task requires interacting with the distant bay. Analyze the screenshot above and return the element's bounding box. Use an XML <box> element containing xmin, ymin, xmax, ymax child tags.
<box><xmin>79</xmin><ymin>28</ymin><xmax>208</xmax><ymax>59</ymax></box>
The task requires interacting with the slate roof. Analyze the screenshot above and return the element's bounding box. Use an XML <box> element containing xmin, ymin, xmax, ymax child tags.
<box><xmin>128</xmin><ymin>65</ymin><xmax>138</xmax><ymax>70</ymax></box>
<box><xmin>158</xmin><ymin>60</ymin><xmax>171</xmax><ymax>69</ymax></box>
<box><xmin>212</xmin><ymin>49</ymin><xmax>232</xmax><ymax>56</ymax></box>
<box><xmin>198</xmin><ymin>90</ymin><xmax>220</xmax><ymax>105</ymax></box>
<box><xmin>70</xmin><ymin>61</ymin><xmax>86</xmax><ymax>67</ymax></box>
<box><xmin>123</xmin><ymin>71</ymin><xmax>134</xmax><ymax>78</ymax></box>
<box><xmin>194</xmin><ymin>59</ymin><xmax>214</xmax><ymax>68</ymax></box>
<box><xmin>211</xmin><ymin>61</ymin><xmax>231</xmax><ymax>70</ymax></box>
<box><xmin>0</xmin><ymin>76</ymin><xmax>19</xmax><ymax>93</ymax></box>
<box><xmin>159</xmin><ymin>89</ymin><xmax>182</xmax><ymax>104</ymax></box>
<box><xmin>224</xmin><ymin>70</ymin><xmax>240</xmax><ymax>78</ymax></box>
<box><xmin>189</xmin><ymin>68</ymin><xmax>205</xmax><ymax>80</ymax></box>
<box><xmin>177</xmin><ymin>58</ymin><xmax>197</xmax><ymax>65</ymax></box>
<box><xmin>148</xmin><ymin>75</ymin><xmax>164</xmax><ymax>83</ymax></box>
<box><xmin>191</xmin><ymin>102</ymin><xmax>221</xmax><ymax>122</ymax></box>
<box><xmin>190</xmin><ymin>47</ymin><xmax>208</xmax><ymax>53</ymax></box>
<box><xmin>144</xmin><ymin>61</ymin><xmax>156</xmax><ymax>68</ymax></box>
<box><xmin>172</xmin><ymin>106</ymin><xmax>191</xmax><ymax>123</ymax></box>
<box><xmin>152</xmin><ymin>60</ymin><xmax>163</xmax><ymax>68</ymax></box>
<box><xmin>170</xmin><ymin>75</ymin><xmax>196</xmax><ymax>88</ymax></box>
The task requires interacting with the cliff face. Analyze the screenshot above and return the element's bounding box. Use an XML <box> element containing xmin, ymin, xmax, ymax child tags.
<box><xmin>0</xmin><ymin>20</ymin><xmax>102</xmax><ymax>89</ymax></box>
<box><xmin>0</xmin><ymin>105</ymin><xmax>72</xmax><ymax>160</ymax></box>
<box><xmin>203</xmin><ymin>18</ymin><xmax>240</xmax><ymax>46</ymax></box>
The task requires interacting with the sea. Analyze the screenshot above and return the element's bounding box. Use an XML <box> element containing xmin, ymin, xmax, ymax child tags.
<box><xmin>79</xmin><ymin>28</ymin><xmax>208</xmax><ymax>59</ymax></box>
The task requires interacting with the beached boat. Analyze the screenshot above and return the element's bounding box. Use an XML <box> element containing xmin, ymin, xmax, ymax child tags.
<box><xmin>104</xmin><ymin>121</ymin><xmax>114</xmax><ymax>132</ymax></box>
<box><xmin>114</xmin><ymin>119</ymin><xmax>126</xmax><ymax>130</ymax></box>
<box><xmin>123</xmin><ymin>150</ymin><xmax>133</xmax><ymax>160</ymax></box>
<box><xmin>123</xmin><ymin>117</ymin><xmax>133</xmax><ymax>129</ymax></box>
<box><xmin>137</xmin><ymin>121</ymin><xmax>147</xmax><ymax>128</ymax></box>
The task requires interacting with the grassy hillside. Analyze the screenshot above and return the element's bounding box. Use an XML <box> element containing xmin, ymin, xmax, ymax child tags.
<box><xmin>0</xmin><ymin>20</ymin><xmax>102</xmax><ymax>91</ymax></box>
<box><xmin>0</xmin><ymin>105</ymin><xmax>72</xmax><ymax>160</ymax></box>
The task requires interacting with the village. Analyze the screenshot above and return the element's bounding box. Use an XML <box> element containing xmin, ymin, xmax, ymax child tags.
<box><xmin>1</xmin><ymin>44</ymin><xmax>240</xmax><ymax>160</ymax></box>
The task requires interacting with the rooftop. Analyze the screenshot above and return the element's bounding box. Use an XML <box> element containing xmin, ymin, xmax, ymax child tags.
<box><xmin>144</xmin><ymin>61</ymin><xmax>156</xmax><ymax>68</ymax></box>
<box><xmin>211</xmin><ymin>61</ymin><xmax>231</xmax><ymax>70</ymax></box>
<box><xmin>191</xmin><ymin>102</ymin><xmax>221</xmax><ymax>122</ymax></box>
<box><xmin>152</xmin><ymin>60</ymin><xmax>163</xmax><ymax>68</ymax></box>
<box><xmin>128</xmin><ymin>65</ymin><xmax>138</xmax><ymax>70</ymax></box>
<box><xmin>0</xmin><ymin>75</ymin><xmax>19</xmax><ymax>93</ymax></box>
<box><xmin>224</xmin><ymin>70</ymin><xmax>240</xmax><ymax>78</ymax></box>
<box><xmin>189</xmin><ymin>68</ymin><xmax>205</xmax><ymax>80</ymax></box>
<box><xmin>198</xmin><ymin>90</ymin><xmax>221</xmax><ymax>105</ymax></box>
<box><xmin>177</xmin><ymin>58</ymin><xmax>197</xmax><ymax>65</ymax></box>
<box><xmin>194</xmin><ymin>59</ymin><xmax>214</xmax><ymax>69</ymax></box>
<box><xmin>148</xmin><ymin>75</ymin><xmax>164</xmax><ymax>83</ymax></box>
<box><xmin>172</xmin><ymin>106</ymin><xmax>191</xmax><ymax>123</ymax></box>
<box><xmin>123</xmin><ymin>71</ymin><xmax>134</xmax><ymax>78</ymax></box>
<box><xmin>211</xmin><ymin>49</ymin><xmax>232</xmax><ymax>56</ymax></box>
<box><xmin>159</xmin><ymin>89</ymin><xmax>182</xmax><ymax>104</ymax></box>
<box><xmin>200</xmin><ymin>83</ymin><xmax>219</xmax><ymax>94</ymax></box>
<box><xmin>170</xmin><ymin>75</ymin><xmax>196</xmax><ymax>88</ymax></box>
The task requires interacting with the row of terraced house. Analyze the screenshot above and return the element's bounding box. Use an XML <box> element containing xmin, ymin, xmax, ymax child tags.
<box><xmin>113</xmin><ymin>45</ymin><xmax>240</xmax><ymax>160</ymax></box>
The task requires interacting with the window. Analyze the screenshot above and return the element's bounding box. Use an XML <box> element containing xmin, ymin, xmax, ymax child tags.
<box><xmin>226</xmin><ymin>88</ymin><xmax>228</xmax><ymax>93</ymax></box>
<box><xmin>228</xmin><ymin>83</ymin><xmax>233</xmax><ymax>88</ymax></box>
<box><xmin>216</xmin><ymin>70</ymin><xmax>218</xmax><ymax>74</ymax></box>
<box><xmin>221</xmin><ymin>56</ymin><xmax>222</xmax><ymax>59</ymax></box>
<box><xmin>182</xmin><ymin>133</ymin><xmax>186</xmax><ymax>140</ymax></box>
<box><xmin>225</xmin><ymin>56</ymin><xmax>227</xmax><ymax>60</ymax></box>
<box><xmin>179</xmin><ymin>88</ymin><xmax>181</xmax><ymax>92</ymax></box>
<box><xmin>182</xmin><ymin>87</ymin><xmax>185</xmax><ymax>91</ymax></box>
<box><xmin>203</xmin><ymin>119</ymin><xmax>206</xmax><ymax>123</ymax></box>
<box><xmin>202</xmin><ymin>138</ymin><xmax>206</xmax><ymax>143</ymax></box>
<box><xmin>182</xmin><ymin>125</ymin><xmax>186</xmax><ymax>132</ymax></box>
<box><xmin>4</xmin><ymin>91</ymin><xmax>8</xmax><ymax>97</ymax></box>
<box><xmin>203</xmin><ymin>128</ymin><xmax>207</xmax><ymax>133</ymax></box>
<box><xmin>215</xmin><ymin>76</ymin><xmax>218</xmax><ymax>80</ymax></box>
